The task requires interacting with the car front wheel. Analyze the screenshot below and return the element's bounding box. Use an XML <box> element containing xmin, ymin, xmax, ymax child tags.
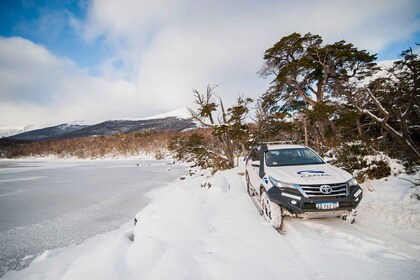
<box><xmin>260</xmin><ymin>191</ymin><xmax>283</xmax><ymax>229</ymax></box>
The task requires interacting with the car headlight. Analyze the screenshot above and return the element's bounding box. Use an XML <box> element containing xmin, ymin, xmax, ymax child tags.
<box><xmin>269</xmin><ymin>176</ymin><xmax>295</xmax><ymax>188</ymax></box>
<box><xmin>347</xmin><ymin>177</ymin><xmax>358</xmax><ymax>187</ymax></box>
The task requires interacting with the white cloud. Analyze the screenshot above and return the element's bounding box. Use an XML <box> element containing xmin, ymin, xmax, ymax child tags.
<box><xmin>0</xmin><ymin>37</ymin><xmax>148</xmax><ymax>126</ymax></box>
<box><xmin>1</xmin><ymin>0</ymin><xmax>419</xmax><ymax>126</ymax></box>
<box><xmin>82</xmin><ymin>0</ymin><xmax>420</xmax><ymax>108</ymax></box>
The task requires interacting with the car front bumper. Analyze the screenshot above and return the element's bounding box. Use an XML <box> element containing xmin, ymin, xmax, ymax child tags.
<box><xmin>266</xmin><ymin>185</ymin><xmax>363</xmax><ymax>216</ymax></box>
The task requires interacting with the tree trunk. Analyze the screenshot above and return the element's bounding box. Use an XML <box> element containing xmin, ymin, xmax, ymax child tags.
<box><xmin>381</xmin><ymin>122</ymin><xmax>420</xmax><ymax>159</ymax></box>
<box><xmin>315</xmin><ymin>134</ymin><xmax>320</xmax><ymax>152</ymax></box>
<box><xmin>356</xmin><ymin>116</ymin><xmax>364</xmax><ymax>139</ymax></box>
<box><xmin>219</xmin><ymin>135</ymin><xmax>235</xmax><ymax>168</ymax></box>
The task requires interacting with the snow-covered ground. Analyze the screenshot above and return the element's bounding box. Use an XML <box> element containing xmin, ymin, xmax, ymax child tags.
<box><xmin>2</xmin><ymin>162</ymin><xmax>419</xmax><ymax>280</ymax></box>
<box><xmin>0</xmin><ymin>159</ymin><xmax>186</xmax><ymax>277</ymax></box>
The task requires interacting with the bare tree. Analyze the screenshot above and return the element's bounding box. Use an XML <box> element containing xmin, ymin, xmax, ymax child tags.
<box><xmin>188</xmin><ymin>85</ymin><xmax>253</xmax><ymax>168</ymax></box>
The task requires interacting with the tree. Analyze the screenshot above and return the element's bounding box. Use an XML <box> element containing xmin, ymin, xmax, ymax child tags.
<box><xmin>260</xmin><ymin>32</ymin><xmax>377</xmax><ymax>108</ymax></box>
<box><xmin>259</xmin><ymin>33</ymin><xmax>377</xmax><ymax>146</ymax></box>
<box><xmin>188</xmin><ymin>85</ymin><xmax>253</xmax><ymax>168</ymax></box>
<box><xmin>348</xmin><ymin>47</ymin><xmax>420</xmax><ymax>160</ymax></box>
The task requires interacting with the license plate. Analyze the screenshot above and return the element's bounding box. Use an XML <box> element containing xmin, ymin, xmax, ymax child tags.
<box><xmin>315</xmin><ymin>202</ymin><xmax>339</xmax><ymax>210</ymax></box>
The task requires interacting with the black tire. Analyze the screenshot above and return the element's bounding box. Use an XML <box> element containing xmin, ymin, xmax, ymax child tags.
<box><xmin>260</xmin><ymin>191</ymin><xmax>283</xmax><ymax>229</ymax></box>
<box><xmin>245</xmin><ymin>172</ymin><xmax>254</xmax><ymax>197</ymax></box>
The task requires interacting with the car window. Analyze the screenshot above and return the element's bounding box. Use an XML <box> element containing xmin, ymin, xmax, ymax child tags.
<box><xmin>265</xmin><ymin>148</ymin><xmax>324</xmax><ymax>166</ymax></box>
<box><xmin>249</xmin><ymin>147</ymin><xmax>260</xmax><ymax>161</ymax></box>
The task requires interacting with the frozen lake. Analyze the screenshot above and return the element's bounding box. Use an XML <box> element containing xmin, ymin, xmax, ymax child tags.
<box><xmin>0</xmin><ymin>159</ymin><xmax>186</xmax><ymax>276</ymax></box>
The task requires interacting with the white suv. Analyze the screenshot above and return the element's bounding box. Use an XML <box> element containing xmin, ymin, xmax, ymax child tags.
<box><xmin>245</xmin><ymin>143</ymin><xmax>362</xmax><ymax>228</ymax></box>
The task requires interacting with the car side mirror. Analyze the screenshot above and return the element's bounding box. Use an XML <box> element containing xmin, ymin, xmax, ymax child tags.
<box><xmin>251</xmin><ymin>161</ymin><xmax>260</xmax><ymax>167</ymax></box>
<box><xmin>324</xmin><ymin>157</ymin><xmax>336</xmax><ymax>164</ymax></box>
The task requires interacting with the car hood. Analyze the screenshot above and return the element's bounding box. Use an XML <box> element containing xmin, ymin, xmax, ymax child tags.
<box><xmin>266</xmin><ymin>163</ymin><xmax>352</xmax><ymax>185</ymax></box>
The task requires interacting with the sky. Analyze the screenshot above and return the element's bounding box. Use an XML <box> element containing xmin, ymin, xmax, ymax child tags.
<box><xmin>0</xmin><ymin>0</ymin><xmax>419</xmax><ymax>127</ymax></box>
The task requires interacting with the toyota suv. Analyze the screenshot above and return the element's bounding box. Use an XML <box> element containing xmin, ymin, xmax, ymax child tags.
<box><xmin>245</xmin><ymin>142</ymin><xmax>363</xmax><ymax>228</ymax></box>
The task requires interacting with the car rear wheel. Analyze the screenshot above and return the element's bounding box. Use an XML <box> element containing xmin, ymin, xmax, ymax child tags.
<box><xmin>261</xmin><ymin>191</ymin><xmax>283</xmax><ymax>229</ymax></box>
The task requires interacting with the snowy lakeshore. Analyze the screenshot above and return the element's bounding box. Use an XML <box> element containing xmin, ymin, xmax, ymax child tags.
<box><xmin>0</xmin><ymin>159</ymin><xmax>186</xmax><ymax>277</ymax></box>
<box><xmin>1</xmin><ymin>160</ymin><xmax>419</xmax><ymax>280</ymax></box>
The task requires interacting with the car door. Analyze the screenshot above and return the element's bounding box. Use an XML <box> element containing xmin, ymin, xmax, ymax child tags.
<box><xmin>247</xmin><ymin>147</ymin><xmax>261</xmax><ymax>192</ymax></box>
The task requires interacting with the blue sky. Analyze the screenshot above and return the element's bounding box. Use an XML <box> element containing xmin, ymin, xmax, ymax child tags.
<box><xmin>0</xmin><ymin>0</ymin><xmax>110</xmax><ymax>69</ymax></box>
<box><xmin>0</xmin><ymin>0</ymin><xmax>419</xmax><ymax>126</ymax></box>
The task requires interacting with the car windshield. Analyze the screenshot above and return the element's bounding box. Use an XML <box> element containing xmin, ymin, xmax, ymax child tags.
<box><xmin>265</xmin><ymin>148</ymin><xmax>325</xmax><ymax>166</ymax></box>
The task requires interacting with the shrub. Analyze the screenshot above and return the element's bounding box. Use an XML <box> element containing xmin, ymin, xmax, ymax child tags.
<box><xmin>327</xmin><ymin>141</ymin><xmax>404</xmax><ymax>182</ymax></box>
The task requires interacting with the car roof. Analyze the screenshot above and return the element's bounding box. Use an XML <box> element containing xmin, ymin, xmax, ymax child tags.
<box><xmin>266</xmin><ymin>144</ymin><xmax>306</xmax><ymax>150</ymax></box>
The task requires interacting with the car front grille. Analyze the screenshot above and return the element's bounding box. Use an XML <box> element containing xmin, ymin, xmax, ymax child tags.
<box><xmin>299</xmin><ymin>183</ymin><xmax>348</xmax><ymax>198</ymax></box>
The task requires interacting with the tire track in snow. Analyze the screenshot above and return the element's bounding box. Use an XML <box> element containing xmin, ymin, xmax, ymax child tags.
<box><xmin>292</xmin><ymin>218</ymin><xmax>418</xmax><ymax>262</ymax></box>
<box><xmin>279</xmin><ymin>219</ymin><xmax>327</xmax><ymax>280</ymax></box>
<box><xmin>352</xmin><ymin>221</ymin><xmax>420</xmax><ymax>261</ymax></box>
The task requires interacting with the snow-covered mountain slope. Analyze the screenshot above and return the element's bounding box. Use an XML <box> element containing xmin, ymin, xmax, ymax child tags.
<box><xmin>0</xmin><ymin>125</ymin><xmax>41</xmax><ymax>138</ymax></box>
<box><xmin>8</xmin><ymin>108</ymin><xmax>195</xmax><ymax>141</ymax></box>
<box><xmin>144</xmin><ymin>107</ymin><xmax>191</xmax><ymax>120</ymax></box>
<box><xmin>8</xmin><ymin>124</ymin><xmax>89</xmax><ymax>141</ymax></box>
<box><xmin>57</xmin><ymin>117</ymin><xmax>195</xmax><ymax>139</ymax></box>
<box><xmin>4</xmin><ymin>164</ymin><xmax>419</xmax><ymax>280</ymax></box>
<box><xmin>114</xmin><ymin>107</ymin><xmax>191</xmax><ymax>121</ymax></box>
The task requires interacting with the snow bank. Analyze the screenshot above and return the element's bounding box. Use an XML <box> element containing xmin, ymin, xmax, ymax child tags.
<box><xmin>359</xmin><ymin>172</ymin><xmax>420</xmax><ymax>230</ymax></box>
<box><xmin>3</xmin><ymin>167</ymin><xmax>419</xmax><ymax>280</ymax></box>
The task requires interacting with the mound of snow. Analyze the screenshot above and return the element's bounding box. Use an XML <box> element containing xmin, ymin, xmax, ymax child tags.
<box><xmin>359</xmin><ymin>172</ymin><xmax>420</xmax><ymax>230</ymax></box>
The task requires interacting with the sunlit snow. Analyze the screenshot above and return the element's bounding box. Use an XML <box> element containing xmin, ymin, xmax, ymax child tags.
<box><xmin>1</xmin><ymin>160</ymin><xmax>419</xmax><ymax>280</ymax></box>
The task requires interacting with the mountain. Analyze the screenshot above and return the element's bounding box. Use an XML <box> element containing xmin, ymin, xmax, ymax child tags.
<box><xmin>8</xmin><ymin>109</ymin><xmax>195</xmax><ymax>141</ymax></box>
<box><xmin>9</xmin><ymin>124</ymin><xmax>89</xmax><ymax>141</ymax></box>
<box><xmin>0</xmin><ymin>125</ymin><xmax>42</xmax><ymax>138</ymax></box>
<box><xmin>55</xmin><ymin>117</ymin><xmax>195</xmax><ymax>139</ymax></box>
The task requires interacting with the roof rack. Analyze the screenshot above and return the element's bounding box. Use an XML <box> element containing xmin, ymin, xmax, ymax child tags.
<box><xmin>260</xmin><ymin>140</ymin><xmax>304</xmax><ymax>145</ymax></box>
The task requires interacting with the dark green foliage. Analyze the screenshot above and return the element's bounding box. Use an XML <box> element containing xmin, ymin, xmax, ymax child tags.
<box><xmin>302</xmin><ymin>102</ymin><xmax>335</xmax><ymax>124</ymax></box>
<box><xmin>258</xmin><ymin>32</ymin><xmax>419</xmax><ymax>166</ymax></box>
<box><xmin>169</xmin><ymin>132</ymin><xmax>230</xmax><ymax>170</ymax></box>
<box><xmin>330</xmin><ymin>141</ymin><xmax>391</xmax><ymax>181</ymax></box>
<box><xmin>260</xmin><ymin>32</ymin><xmax>377</xmax><ymax>109</ymax></box>
<box><xmin>362</xmin><ymin>161</ymin><xmax>391</xmax><ymax>181</ymax></box>
<box><xmin>257</xmin><ymin>32</ymin><xmax>378</xmax><ymax>152</ymax></box>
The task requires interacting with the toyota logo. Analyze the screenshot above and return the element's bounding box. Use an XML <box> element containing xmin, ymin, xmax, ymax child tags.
<box><xmin>319</xmin><ymin>185</ymin><xmax>332</xmax><ymax>194</ymax></box>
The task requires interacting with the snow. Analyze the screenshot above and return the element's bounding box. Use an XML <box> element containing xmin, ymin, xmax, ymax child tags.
<box><xmin>0</xmin><ymin>125</ymin><xmax>42</xmax><ymax>138</ymax></box>
<box><xmin>353</xmin><ymin>153</ymin><xmax>406</xmax><ymax>178</ymax></box>
<box><xmin>2</xmin><ymin>162</ymin><xmax>419</xmax><ymax>280</ymax></box>
<box><xmin>67</xmin><ymin>120</ymin><xmax>98</xmax><ymax>126</ymax></box>
<box><xmin>113</xmin><ymin>107</ymin><xmax>191</xmax><ymax>121</ymax></box>
<box><xmin>0</xmin><ymin>159</ymin><xmax>186</xmax><ymax>276</ymax></box>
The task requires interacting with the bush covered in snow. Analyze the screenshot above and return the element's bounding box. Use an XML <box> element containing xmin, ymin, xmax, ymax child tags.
<box><xmin>327</xmin><ymin>141</ymin><xmax>405</xmax><ymax>181</ymax></box>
